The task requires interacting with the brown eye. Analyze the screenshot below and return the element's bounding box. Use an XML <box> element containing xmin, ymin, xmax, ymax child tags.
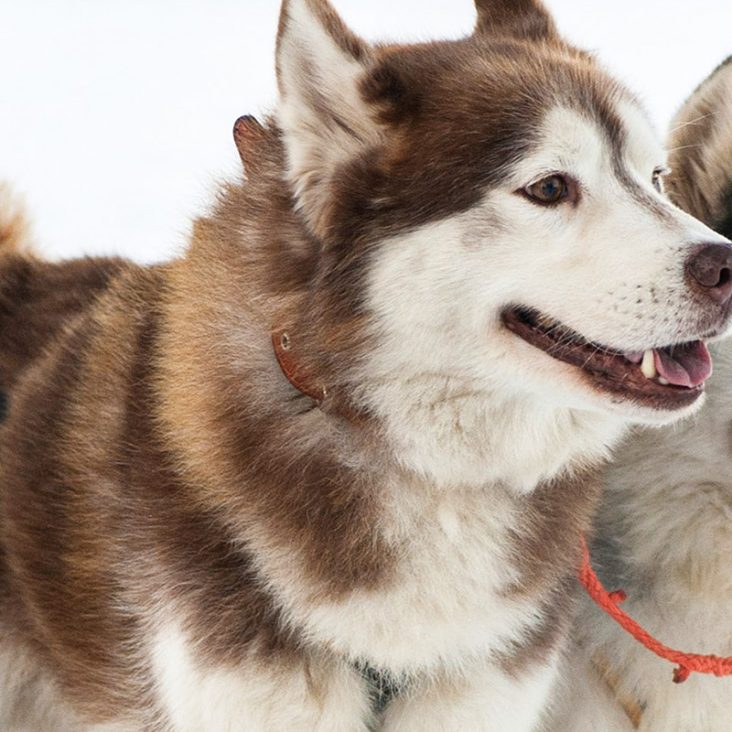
<box><xmin>524</xmin><ymin>174</ymin><xmax>571</xmax><ymax>205</ymax></box>
<box><xmin>652</xmin><ymin>166</ymin><xmax>668</xmax><ymax>193</ymax></box>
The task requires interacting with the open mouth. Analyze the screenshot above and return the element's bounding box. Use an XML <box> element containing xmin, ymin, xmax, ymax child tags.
<box><xmin>502</xmin><ymin>306</ymin><xmax>712</xmax><ymax>409</ymax></box>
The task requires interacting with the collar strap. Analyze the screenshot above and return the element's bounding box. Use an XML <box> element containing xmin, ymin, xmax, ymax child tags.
<box><xmin>271</xmin><ymin>327</ymin><xmax>327</xmax><ymax>403</ymax></box>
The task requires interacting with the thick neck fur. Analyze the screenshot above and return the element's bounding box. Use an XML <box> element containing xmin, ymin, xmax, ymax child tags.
<box><xmin>159</xmin><ymin>122</ymin><xmax>624</xmax><ymax>502</ymax></box>
<box><xmin>359</xmin><ymin>370</ymin><xmax>625</xmax><ymax>493</ymax></box>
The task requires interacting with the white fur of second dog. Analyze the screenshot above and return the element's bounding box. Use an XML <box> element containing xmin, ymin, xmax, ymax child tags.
<box><xmin>547</xmin><ymin>342</ymin><xmax>732</xmax><ymax>732</ymax></box>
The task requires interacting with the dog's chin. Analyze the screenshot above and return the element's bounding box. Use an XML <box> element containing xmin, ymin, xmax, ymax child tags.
<box><xmin>607</xmin><ymin>391</ymin><xmax>707</xmax><ymax>426</ymax></box>
<box><xmin>500</xmin><ymin>306</ymin><xmax>709</xmax><ymax>420</ymax></box>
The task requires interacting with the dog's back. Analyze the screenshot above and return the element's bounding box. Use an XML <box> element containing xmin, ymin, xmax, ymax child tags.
<box><xmin>0</xmin><ymin>254</ymin><xmax>129</xmax><ymax>393</ymax></box>
<box><xmin>0</xmin><ymin>187</ymin><xmax>128</xmax><ymax>395</ymax></box>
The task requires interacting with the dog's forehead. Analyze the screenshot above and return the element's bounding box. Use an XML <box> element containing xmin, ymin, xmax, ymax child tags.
<box><xmin>383</xmin><ymin>38</ymin><xmax>638</xmax><ymax>163</ymax></box>
<box><xmin>329</xmin><ymin>42</ymin><xmax>657</xmax><ymax>243</ymax></box>
<box><xmin>510</xmin><ymin>107</ymin><xmax>611</xmax><ymax>178</ymax></box>
<box><xmin>510</xmin><ymin>102</ymin><xmax>661</xmax><ymax>180</ymax></box>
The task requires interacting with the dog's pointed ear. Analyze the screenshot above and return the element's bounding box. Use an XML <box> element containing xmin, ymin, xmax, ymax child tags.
<box><xmin>276</xmin><ymin>0</ymin><xmax>379</xmax><ymax>235</ymax></box>
<box><xmin>233</xmin><ymin>115</ymin><xmax>267</xmax><ymax>175</ymax></box>
<box><xmin>666</xmin><ymin>58</ymin><xmax>732</xmax><ymax>238</ymax></box>
<box><xmin>473</xmin><ymin>0</ymin><xmax>557</xmax><ymax>41</ymax></box>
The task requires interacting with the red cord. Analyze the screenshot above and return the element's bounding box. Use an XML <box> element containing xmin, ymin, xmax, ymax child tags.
<box><xmin>578</xmin><ymin>536</ymin><xmax>732</xmax><ymax>683</ymax></box>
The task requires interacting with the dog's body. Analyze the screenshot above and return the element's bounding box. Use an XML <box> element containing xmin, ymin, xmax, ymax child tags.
<box><xmin>1</xmin><ymin>2</ymin><xmax>731</xmax><ymax>730</ymax></box>
<box><xmin>549</xmin><ymin>58</ymin><xmax>732</xmax><ymax>732</ymax></box>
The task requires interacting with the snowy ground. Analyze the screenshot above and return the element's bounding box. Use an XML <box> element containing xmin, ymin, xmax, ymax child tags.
<box><xmin>2</xmin><ymin>1</ymin><xmax>730</xmax><ymax>262</ymax></box>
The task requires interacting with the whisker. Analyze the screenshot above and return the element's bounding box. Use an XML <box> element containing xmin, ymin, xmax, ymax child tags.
<box><xmin>665</xmin><ymin>143</ymin><xmax>703</xmax><ymax>155</ymax></box>
<box><xmin>668</xmin><ymin>112</ymin><xmax>713</xmax><ymax>134</ymax></box>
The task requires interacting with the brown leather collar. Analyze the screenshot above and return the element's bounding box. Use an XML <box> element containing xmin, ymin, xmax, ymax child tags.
<box><xmin>271</xmin><ymin>325</ymin><xmax>371</xmax><ymax>427</ymax></box>
<box><xmin>271</xmin><ymin>326</ymin><xmax>327</xmax><ymax>403</ymax></box>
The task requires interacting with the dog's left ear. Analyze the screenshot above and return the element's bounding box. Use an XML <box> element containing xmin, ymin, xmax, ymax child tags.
<box><xmin>233</xmin><ymin>115</ymin><xmax>267</xmax><ymax>174</ymax></box>
<box><xmin>276</xmin><ymin>0</ymin><xmax>381</xmax><ymax>236</ymax></box>
<box><xmin>473</xmin><ymin>0</ymin><xmax>558</xmax><ymax>41</ymax></box>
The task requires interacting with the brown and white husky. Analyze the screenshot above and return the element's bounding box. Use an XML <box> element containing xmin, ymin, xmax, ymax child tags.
<box><xmin>550</xmin><ymin>57</ymin><xmax>732</xmax><ymax>732</ymax></box>
<box><xmin>0</xmin><ymin>2</ymin><xmax>730</xmax><ymax>730</ymax></box>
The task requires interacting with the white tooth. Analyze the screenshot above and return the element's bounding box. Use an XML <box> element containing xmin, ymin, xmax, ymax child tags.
<box><xmin>658</xmin><ymin>376</ymin><xmax>669</xmax><ymax>386</ymax></box>
<box><xmin>641</xmin><ymin>349</ymin><xmax>657</xmax><ymax>379</ymax></box>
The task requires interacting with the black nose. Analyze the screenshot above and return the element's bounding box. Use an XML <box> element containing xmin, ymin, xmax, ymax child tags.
<box><xmin>686</xmin><ymin>243</ymin><xmax>732</xmax><ymax>304</ymax></box>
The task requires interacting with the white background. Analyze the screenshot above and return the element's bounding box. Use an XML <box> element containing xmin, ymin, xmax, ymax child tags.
<box><xmin>2</xmin><ymin>1</ymin><xmax>730</xmax><ymax>262</ymax></box>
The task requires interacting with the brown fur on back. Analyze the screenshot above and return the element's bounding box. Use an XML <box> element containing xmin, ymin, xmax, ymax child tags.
<box><xmin>0</xmin><ymin>255</ymin><xmax>129</xmax><ymax>392</ymax></box>
<box><xmin>0</xmin><ymin>186</ymin><xmax>129</xmax><ymax>395</ymax></box>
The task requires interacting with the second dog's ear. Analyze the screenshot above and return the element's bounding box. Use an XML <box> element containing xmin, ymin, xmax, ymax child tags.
<box><xmin>473</xmin><ymin>0</ymin><xmax>557</xmax><ymax>42</ymax></box>
<box><xmin>276</xmin><ymin>0</ymin><xmax>380</xmax><ymax>237</ymax></box>
<box><xmin>667</xmin><ymin>58</ymin><xmax>732</xmax><ymax>239</ymax></box>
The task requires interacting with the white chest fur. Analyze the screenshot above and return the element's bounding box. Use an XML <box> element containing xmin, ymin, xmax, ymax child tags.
<box><xmin>264</xmin><ymin>482</ymin><xmax>547</xmax><ymax>677</ymax></box>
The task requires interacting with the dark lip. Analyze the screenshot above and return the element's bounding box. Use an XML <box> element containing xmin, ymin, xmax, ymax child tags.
<box><xmin>704</xmin><ymin>325</ymin><xmax>732</xmax><ymax>342</ymax></box>
<box><xmin>502</xmin><ymin>306</ymin><xmax>704</xmax><ymax>410</ymax></box>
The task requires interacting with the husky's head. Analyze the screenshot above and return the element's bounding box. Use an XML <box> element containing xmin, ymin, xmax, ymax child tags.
<box><xmin>273</xmin><ymin>0</ymin><xmax>732</xmax><ymax>487</ymax></box>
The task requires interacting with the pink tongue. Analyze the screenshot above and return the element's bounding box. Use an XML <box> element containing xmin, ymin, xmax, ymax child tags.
<box><xmin>654</xmin><ymin>341</ymin><xmax>712</xmax><ymax>388</ymax></box>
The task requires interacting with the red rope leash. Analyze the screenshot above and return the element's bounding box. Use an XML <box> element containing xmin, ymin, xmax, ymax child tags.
<box><xmin>578</xmin><ymin>536</ymin><xmax>732</xmax><ymax>683</ymax></box>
